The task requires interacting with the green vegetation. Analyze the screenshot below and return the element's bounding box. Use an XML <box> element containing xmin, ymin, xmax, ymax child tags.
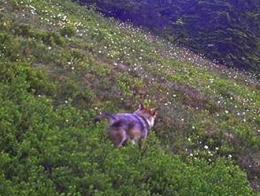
<box><xmin>0</xmin><ymin>0</ymin><xmax>260</xmax><ymax>195</ymax></box>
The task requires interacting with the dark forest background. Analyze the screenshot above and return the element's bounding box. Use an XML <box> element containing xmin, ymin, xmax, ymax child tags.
<box><xmin>79</xmin><ymin>0</ymin><xmax>260</xmax><ymax>73</ymax></box>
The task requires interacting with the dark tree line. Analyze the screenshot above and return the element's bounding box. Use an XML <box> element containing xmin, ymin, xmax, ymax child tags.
<box><xmin>79</xmin><ymin>0</ymin><xmax>260</xmax><ymax>72</ymax></box>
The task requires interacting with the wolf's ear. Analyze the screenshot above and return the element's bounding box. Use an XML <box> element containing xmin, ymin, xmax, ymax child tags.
<box><xmin>139</xmin><ymin>103</ymin><xmax>145</xmax><ymax>110</ymax></box>
<box><xmin>150</xmin><ymin>107</ymin><xmax>158</xmax><ymax>116</ymax></box>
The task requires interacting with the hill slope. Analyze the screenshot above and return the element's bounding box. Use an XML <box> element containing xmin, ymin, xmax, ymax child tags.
<box><xmin>81</xmin><ymin>0</ymin><xmax>260</xmax><ymax>72</ymax></box>
<box><xmin>0</xmin><ymin>0</ymin><xmax>260</xmax><ymax>195</ymax></box>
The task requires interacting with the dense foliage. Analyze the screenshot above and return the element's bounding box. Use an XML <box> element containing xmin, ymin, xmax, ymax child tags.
<box><xmin>81</xmin><ymin>0</ymin><xmax>260</xmax><ymax>72</ymax></box>
<box><xmin>1</xmin><ymin>0</ymin><xmax>260</xmax><ymax>195</ymax></box>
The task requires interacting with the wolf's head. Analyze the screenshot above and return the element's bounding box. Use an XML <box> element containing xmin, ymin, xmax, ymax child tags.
<box><xmin>134</xmin><ymin>103</ymin><xmax>158</xmax><ymax>128</ymax></box>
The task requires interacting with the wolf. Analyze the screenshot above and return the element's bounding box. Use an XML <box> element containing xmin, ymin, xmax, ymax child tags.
<box><xmin>93</xmin><ymin>103</ymin><xmax>157</xmax><ymax>148</ymax></box>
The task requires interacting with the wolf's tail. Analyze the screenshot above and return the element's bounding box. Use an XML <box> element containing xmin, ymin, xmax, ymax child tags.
<box><xmin>93</xmin><ymin>113</ymin><xmax>116</xmax><ymax>124</ymax></box>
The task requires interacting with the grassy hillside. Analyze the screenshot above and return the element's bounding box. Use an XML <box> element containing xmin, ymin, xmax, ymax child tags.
<box><xmin>0</xmin><ymin>0</ymin><xmax>260</xmax><ymax>195</ymax></box>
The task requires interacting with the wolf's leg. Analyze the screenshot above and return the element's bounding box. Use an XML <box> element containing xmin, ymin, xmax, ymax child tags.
<box><xmin>109</xmin><ymin>129</ymin><xmax>128</xmax><ymax>148</ymax></box>
<box><xmin>118</xmin><ymin>133</ymin><xmax>128</xmax><ymax>147</ymax></box>
<box><xmin>137</xmin><ymin>139</ymin><xmax>142</xmax><ymax>150</ymax></box>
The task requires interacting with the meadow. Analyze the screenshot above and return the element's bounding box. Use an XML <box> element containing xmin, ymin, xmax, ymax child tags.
<box><xmin>0</xmin><ymin>0</ymin><xmax>260</xmax><ymax>195</ymax></box>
